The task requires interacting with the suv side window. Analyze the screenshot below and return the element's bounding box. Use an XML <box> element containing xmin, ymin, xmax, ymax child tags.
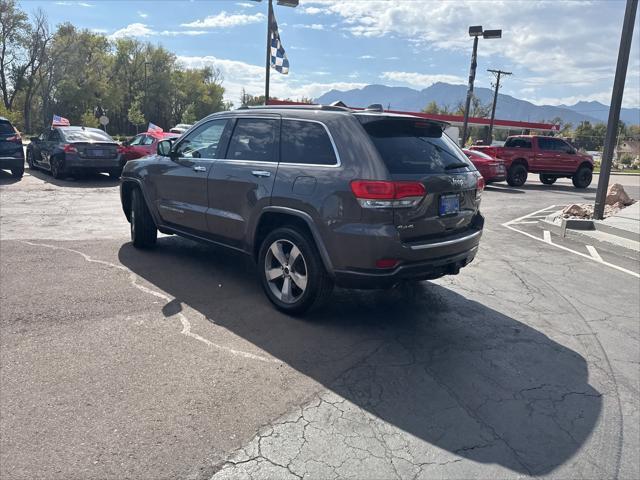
<box><xmin>505</xmin><ymin>137</ymin><xmax>532</xmax><ymax>149</ymax></box>
<box><xmin>226</xmin><ymin>118</ymin><xmax>278</xmax><ymax>162</ymax></box>
<box><xmin>175</xmin><ymin>119</ymin><xmax>228</xmax><ymax>159</ymax></box>
<box><xmin>280</xmin><ymin>119</ymin><xmax>337</xmax><ymax>166</ymax></box>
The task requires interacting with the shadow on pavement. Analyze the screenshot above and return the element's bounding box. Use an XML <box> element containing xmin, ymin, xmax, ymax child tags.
<box><xmin>118</xmin><ymin>237</ymin><xmax>601</xmax><ymax>476</ymax></box>
<box><xmin>488</xmin><ymin>182</ymin><xmax>597</xmax><ymax>195</ymax></box>
<box><xmin>28</xmin><ymin>168</ymin><xmax>119</xmax><ymax>188</ymax></box>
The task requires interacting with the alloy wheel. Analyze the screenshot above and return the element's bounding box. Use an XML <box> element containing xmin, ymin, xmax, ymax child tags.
<box><xmin>264</xmin><ymin>239</ymin><xmax>308</xmax><ymax>304</ymax></box>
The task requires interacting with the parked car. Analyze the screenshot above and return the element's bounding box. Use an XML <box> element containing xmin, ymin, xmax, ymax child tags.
<box><xmin>0</xmin><ymin>116</ymin><xmax>25</xmax><ymax>179</ymax></box>
<box><xmin>120</xmin><ymin>105</ymin><xmax>485</xmax><ymax>313</ymax></box>
<box><xmin>27</xmin><ymin>126</ymin><xmax>124</xmax><ymax>179</ymax></box>
<box><xmin>463</xmin><ymin>148</ymin><xmax>506</xmax><ymax>183</ymax></box>
<box><xmin>473</xmin><ymin>135</ymin><xmax>593</xmax><ymax>188</ymax></box>
<box><xmin>169</xmin><ymin>124</ymin><xmax>192</xmax><ymax>134</ymax></box>
<box><xmin>120</xmin><ymin>131</ymin><xmax>180</xmax><ymax>161</ymax></box>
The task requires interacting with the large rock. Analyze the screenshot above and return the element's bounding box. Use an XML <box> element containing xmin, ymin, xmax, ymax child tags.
<box><xmin>605</xmin><ymin>183</ymin><xmax>633</xmax><ymax>206</ymax></box>
<box><xmin>563</xmin><ymin>204</ymin><xmax>593</xmax><ymax>218</ymax></box>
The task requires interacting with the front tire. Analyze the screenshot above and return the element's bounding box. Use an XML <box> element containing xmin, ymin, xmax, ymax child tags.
<box><xmin>258</xmin><ymin>227</ymin><xmax>333</xmax><ymax>315</ymax></box>
<box><xmin>539</xmin><ymin>174</ymin><xmax>557</xmax><ymax>185</ymax></box>
<box><xmin>507</xmin><ymin>164</ymin><xmax>528</xmax><ymax>187</ymax></box>
<box><xmin>27</xmin><ymin>150</ymin><xmax>36</xmax><ymax>170</ymax></box>
<box><xmin>130</xmin><ymin>188</ymin><xmax>157</xmax><ymax>248</ymax></box>
<box><xmin>572</xmin><ymin>166</ymin><xmax>592</xmax><ymax>189</ymax></box>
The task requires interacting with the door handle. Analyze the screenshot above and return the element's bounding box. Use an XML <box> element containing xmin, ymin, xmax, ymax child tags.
<box><xmin>251</xmin><ymin>170</ymin><xmax>271</xmax><ymax>178</ymax></box>
<box><xmin>193</xmin><ymin>166</ymin><xmax>206</xmax><ymax>172</ymax></box>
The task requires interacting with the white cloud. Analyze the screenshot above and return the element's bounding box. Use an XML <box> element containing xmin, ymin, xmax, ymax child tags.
<box><xmin>236</xmin><ymin>2</ymin><xmax>256</xmax><ymax>7</ymax></box>
<box><xmin>358</xmin><ymin>55</ymin><xmax>375</xmax><ymax>59</ymax></box>
<box><xmin>301</xmin><ymin>6</ymin><xmax>324</xmax><ymax>15</ymax></box>
<box><xmin>181</xmin><ymin>11</ymin><xmax>265</xmax><ymax>28</ymax></box>
<box><xmin>108</xmin><ymin>23</ymin><xmax>208</xmax><ymax>40</ymax></box>
<box><xmin>380</xmin><ymin>71</ymin><xmax>466</xmax><ymax>88</ymax></box>
<box><xmin>302</xmin><ymin>0</ymin><xmax>640</xmax><ymax>107</ymax></box>
<box><xmin>137</xmin><ymin>11</ymin><xmax>148</xmax><ymax>19</ymax></box>
<box><xmin>293</xmin><ymin>23</ymin><xmax>325</xmax><ymax>30</ymax></box>
<box><xmin>55</xmin><ymin>1</ymin><xmax>94</xmax><ymax>6</ymax></box>
<box><xmin>177</xmin><ymin>55</ymin><xmax>365</xmax><ymax>104</ymax></box>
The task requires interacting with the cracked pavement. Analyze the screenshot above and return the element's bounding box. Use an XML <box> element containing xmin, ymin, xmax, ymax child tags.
<box><xmin>1</xmin><ymin>170</ymin><xmax>638</xmax><ymax>479</ymax></box>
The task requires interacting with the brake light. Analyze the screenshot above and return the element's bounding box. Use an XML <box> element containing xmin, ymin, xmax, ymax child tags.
<box><xmin>350</xmin><ymin>180</ymin><xmax>426</xmax><ymax>208</ymax></box>
<box><xmin>476</xmin><ymin>176</ymin><xmax>485</xmax><ymax>198</ymax></box>
<box><xmin>63</xmin><ymin>144</ymin><xmax>78</xmax><ymax>153</ymax></box>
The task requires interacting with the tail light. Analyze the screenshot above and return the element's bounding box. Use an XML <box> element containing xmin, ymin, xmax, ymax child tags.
<box><xmin>375</xmin><ymin>258</ymin><xmax>400</xmax><ymax>269</ymax></box>
<box><xmin>63</xmin><ymin>144</ymin><xmax>78</xmax><ymax>153</ymax></box>
<box><xmin>350</xmin><ymin>180</ymin><xmax>426</xmax><ymax>208</ymax></box>
<box><xmin>476</xmin><ymin>176</ymin><xmax>485</xmax><ymax>198</ymax></box>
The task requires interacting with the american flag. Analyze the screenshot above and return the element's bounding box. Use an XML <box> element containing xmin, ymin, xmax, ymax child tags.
<box><xmin>52</xmin><ymin>114</ymin><xmax>70</xmax><ymax>127</ymax></box>
<box><xmin>270</xmin><ymin>14</ymin><xmax>289</xmax><ymax>75</ymax></box>
<box><xmin>147</xmin><ymin>122</ymin><xmax>163</xmax><ymax>133</ymax></box>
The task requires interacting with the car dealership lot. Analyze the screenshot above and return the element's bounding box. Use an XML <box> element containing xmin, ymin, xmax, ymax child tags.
<box><xmin>1</xmin><ymin>170</ymin><xmax>638</xmax><ymax>479</ymax></box>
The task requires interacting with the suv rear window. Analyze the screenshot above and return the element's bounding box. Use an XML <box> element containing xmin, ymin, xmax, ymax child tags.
<box><xmin>0</xmin><ymin>120</ymin><xmax>15</xmax><ymax>136</ymax></box>
<box><xmin>62</xmin><ymin>129</ymin><xmax>114</xmax><ymax>143</ymax></box>
<box><xmin>359</xmin><ymin>118</ymin><xmax>472</xmax><ymax>174</ymax></box>
<box><xmin>505</xmin><ymin>137</ymin><xmax>532</xmax><ymax>148</ymax></box>
<box><xmin>281</xmin><ymin>119</ymin><xmax>337</xmax><ymax>165</ymax></box>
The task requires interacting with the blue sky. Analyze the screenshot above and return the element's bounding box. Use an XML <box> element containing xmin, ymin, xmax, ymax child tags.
<box><xmin>21</xmin><ymin>0</ymin><xmax>640</xmax><ymax>109</ymax></box>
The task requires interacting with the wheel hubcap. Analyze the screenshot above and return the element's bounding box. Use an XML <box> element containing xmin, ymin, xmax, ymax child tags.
<box><xmin>265</xmin><ymin>239</ymin><xmax>307</xmax><ymax>304</ymax></box>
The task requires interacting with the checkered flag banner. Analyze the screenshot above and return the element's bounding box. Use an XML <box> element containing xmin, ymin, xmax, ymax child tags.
<box><xmin>270</xmin><ymin>14</ymin><xmax>289</xmax><ymax>75</ymax></box>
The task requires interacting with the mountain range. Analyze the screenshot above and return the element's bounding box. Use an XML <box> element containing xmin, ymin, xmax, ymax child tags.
<box><xmin>315</xmin><ymin>83</ymin><xmax>640</xmax><ymax>126</ymax></box>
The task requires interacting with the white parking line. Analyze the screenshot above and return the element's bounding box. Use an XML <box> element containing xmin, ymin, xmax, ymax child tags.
<box><xmin>586</xmin><ymin>245</ymin><xmax>603</xmax><ymax>262</ymax></box>
<box><xmin>504</xmin><ymin>205</ymin><xmax>557</xmax><ymax>225</ymax></box>
<box><xmin>503</xmin><ymin>211</ymin><xmax>640</xmax><ymax>279</ymax></box>
<box><xmin>543</xmin><ymin>230</ymin><xmax>552</xmax><ymax>244</ymax></box>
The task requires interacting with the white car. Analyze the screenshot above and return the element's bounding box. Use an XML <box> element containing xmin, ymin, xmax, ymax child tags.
<box><xmin>169</xmin><ymin>124</ymin><xmax>192</xmax><ymax>134</ymax></box>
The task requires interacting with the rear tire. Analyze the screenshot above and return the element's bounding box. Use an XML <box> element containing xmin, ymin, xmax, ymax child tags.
<box><xmin>572</xmin><ymin>166</ymin><xmax>592</xmax><ymax>189</ymax></box>
<box><xmin>539</xmin><ymin>174</ymin><xmax>557</xmax><ymax>185</ymax></box>
<box><xmin>258</xmin><ymin>227</ymin><xmax>333</xmax><ymax>315</ymax></box>
<box><xmin>11</xmin><ymin>165</ymin><xmax>24</xmax><ymax>179</ymax></box>
<box><xmin>130</xmin><ymin>188</ymin><xmax>157</xmax><ymax>248</ymax></box>
<box><xmin>50</xmin><ymin>156</ymin><xmax>65</xmax><ymax>179</ymax></box>
<box><xmin>507</xmin><ymin>164</ymin><xmax>528</xmax><ymax>187</ymax></box>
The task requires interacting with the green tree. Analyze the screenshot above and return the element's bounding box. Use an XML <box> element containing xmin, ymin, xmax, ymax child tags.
<box><xmin>80</xmin><ymin>109</ymin><xmax>98</xmax><ymax>128</ymax></box>
<box><xmin>127</xmin><ymin>98</ymin><xmax>145</xmax><ymax>133</ymax></box>
<box><xmin>422</xmin><ymin>101</ymin><xmax>439</xmax><ymax>114</ymax></box>
<box><xmin>181</xmin><ymin>103</ymin><xmax>196</xmax><ymax>124</ymax></box>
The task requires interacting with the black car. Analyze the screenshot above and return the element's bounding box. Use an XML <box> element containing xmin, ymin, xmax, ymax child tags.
<box><xmin>120</xmin><ymin>105</ymin><xmax>484</xmax><ymax>314</ymax></box>
<box><xmin>27</xmin><ymin>126</ymin><xmax>124</xmax><ymax>179</ymax></box>
<box><xmin>0</xmin><ymin>116</ymin><xmax>25</xmax><ymax>179</ymax></box>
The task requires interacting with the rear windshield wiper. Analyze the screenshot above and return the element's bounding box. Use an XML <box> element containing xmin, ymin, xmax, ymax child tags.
<box><xmin>444</xmin><ymin>162</ymin><xmax>470</xmax><ymax>170</ymax></box>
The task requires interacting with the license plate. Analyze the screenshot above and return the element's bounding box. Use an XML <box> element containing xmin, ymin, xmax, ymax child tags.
<box><xmin>89</xmin><ymin>149</ymin><xmax>105</xmax><ymax>157</ymax></box>
<box><xmin>439</xmin><ymin>194</ymin><xmax>460</xmax><ymax>216</ymax></box>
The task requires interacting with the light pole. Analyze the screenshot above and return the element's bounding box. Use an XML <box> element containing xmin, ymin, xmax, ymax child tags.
<box><xmin>487</xmin><ymin>69</ymin><xmax>512</xmax><ymax>144</ymax></box>
<box><xmin>253</xmin><ymin>0</ymin><xmax>298</xmax><ymax>104</ymax></box>
<box><xmin>461</xmin><ymin>26</ymin><xmax>502</xmax><ymax>146</ymax></box>
<box><xmin>594</xmin><ymin>0</ymin><xmax>637</xmax><ymax>219</ymax></box>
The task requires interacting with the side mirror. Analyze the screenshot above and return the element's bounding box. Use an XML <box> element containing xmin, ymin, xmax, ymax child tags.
<box><xmin>157</xmin><ymin>139</ymin><xmax>174</xmax><ymax>157</ymax></box>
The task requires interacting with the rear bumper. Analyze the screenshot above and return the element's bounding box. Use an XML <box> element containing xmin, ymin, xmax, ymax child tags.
<box><xmin>334</xmin><ymin>246</ymin><xmax>479</xmax><ymax>289</ymax></box>
<box><xmin>0</xmin><ymin>156</ymin><xmax>24</xmax><ymax>169</ymax></box>
<box><xmin>64</xmin><ymin>155</ymin><xmax>124</xmax><ymax>171</ymax></box>
<box><xmin>331</xmin><ymin>215</ymin><xmax>484</xmax><ymax>289</ymax></box>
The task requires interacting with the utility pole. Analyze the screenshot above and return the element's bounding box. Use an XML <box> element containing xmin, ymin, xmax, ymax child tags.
<box><xmin>594</xmin><ymin>0</ymin><xmax>637</xmax><ymax>220</ymax></box>
<box><xmin>487</xmin><ymin>69</ymin><xmax>512</xmax><ymax>144</ymax></box>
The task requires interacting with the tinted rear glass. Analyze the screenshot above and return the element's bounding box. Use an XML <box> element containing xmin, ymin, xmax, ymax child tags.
<box><xmin>0</xmin><ymin>121</ymin><xmax>15</xmax><ymax>135</ymax></box>
<box><xmin>359</xmin><ymin>118</ymin><xmax>472</xmax><ymax>174</ymax></box>
<box><xmin>281</xmin><ymin>119</ymin><xmax>337</xmax><ymax>165</ymax></box>
<box><xmin>62</xmin><ymin>129</ymin><xmax>114</xmax><ymax>143</ymax></box>
<box><xmin>505</xmin><ymin>137</ymin><xmax>532</xmax><ymax>148</ymax></box>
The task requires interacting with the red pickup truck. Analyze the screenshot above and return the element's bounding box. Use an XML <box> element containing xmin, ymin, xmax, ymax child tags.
<box><xmin>473</xmin><ymin>135</ymin><xmax>594</xmax><ymax>189</ymax></box>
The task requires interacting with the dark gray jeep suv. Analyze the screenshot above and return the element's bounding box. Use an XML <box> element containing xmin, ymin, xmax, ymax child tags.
<box><xmin>120</xmin><ymin>105</ymin><xmax>484</xmax><ymax>313</ymax></box>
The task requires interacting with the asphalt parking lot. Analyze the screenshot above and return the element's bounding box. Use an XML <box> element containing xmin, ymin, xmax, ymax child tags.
<box><xmin>1</xmin><ymin>167</ymin><xmax>639</xmax><ymax>479</ymax></box>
